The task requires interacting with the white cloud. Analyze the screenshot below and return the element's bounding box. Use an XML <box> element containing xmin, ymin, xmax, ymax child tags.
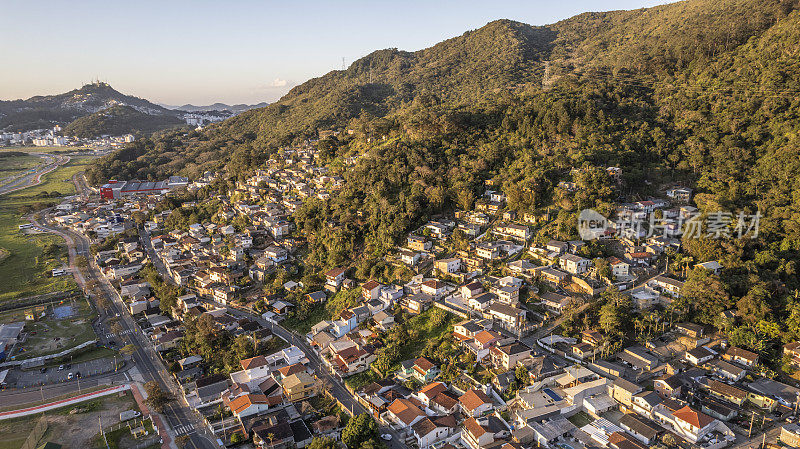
<box><xmin>268</xmin><ymin>78</ymin><xmax>288</xmax><ymax>87</ymax></box>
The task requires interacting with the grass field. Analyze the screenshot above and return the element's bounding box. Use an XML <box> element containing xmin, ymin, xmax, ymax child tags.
<box><xmin>0</xmin><ymin>154</ymin><xmax>42</xmax><ymax>183</ymax></box>
<box><xmin>0</xmin><ymin>145</ymin><xmax>87</xmax><ymax>154</ymax></box>
<box><xmin>0</xmin><ymin>390</ymin><xmax>139</xmax><ymax>449</ymax></box>
<box><xmin>15</xmin><ymin>300</ymin><xmax>97</xmax><ymax>359</ymax></box>
<box><xmin>0</xmin><ymin>156</ymin><xmax>95</xmax><ymax>304</ymax></box>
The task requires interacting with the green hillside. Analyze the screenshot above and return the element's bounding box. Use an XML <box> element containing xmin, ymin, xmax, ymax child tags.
<box><xmin>63</xmin><ymin>105</ymin><xmax>184</xmax><ymax>138</ymax></box>
<box><xmin>86</xmin><ymin>0</ymin><xmax>800</xmax><ymax>303</ymax></box>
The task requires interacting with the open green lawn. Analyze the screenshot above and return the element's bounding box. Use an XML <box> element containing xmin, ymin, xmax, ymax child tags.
<box><xmin>12</xmin><ymin>300</ymin><xmax>97</xmax><ymax>359</ymax></box>
<box><xmin>0</xmin><ymin>146</ymin><xmax>86</xmax><ymax>154</ymax></box>
<box><xmin>0</xmin><ymin>156</ymin><xmax>95</xmax><ymax>305</ymax></box>
<box><xmin>0</xmin><ymin>154</ymin><xmax>42</xmax><ymax>182</ymax></box>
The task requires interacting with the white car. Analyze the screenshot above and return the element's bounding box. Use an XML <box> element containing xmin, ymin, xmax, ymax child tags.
<box><xmin>67</xmin><ymin>372</ymin><xmax>74</xmax><ymax>380</ymax></box>
<box><xmin>381</xmin><ymin>434</ymin><xmax>392</xmax><ymax>441</ymax></box>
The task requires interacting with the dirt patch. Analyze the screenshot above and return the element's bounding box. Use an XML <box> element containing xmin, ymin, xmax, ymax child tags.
<box><xmin>0</xmin><ymin>391</ymin><xmax>139</xmax><ymax>449</ymax></box>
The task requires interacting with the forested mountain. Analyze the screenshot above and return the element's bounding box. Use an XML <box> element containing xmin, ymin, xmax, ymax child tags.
<box><xmin>0</xmin><ymin>82</ymin><xmax>183</xmax><ymax>134</ymax></box>
<box><xmin>88</xmin><ymin>0</ymin><xmax>800</xmax><ymax>349</ymax></box>
<box><xmin>167</xmin><ymin>102</ymin><xmax>269</xmax><ymax>114</ymax></box>
<box><xmin>63</xmin><ymin>105</ymin><xmax>185</xmax><ymax>138</ymax></box>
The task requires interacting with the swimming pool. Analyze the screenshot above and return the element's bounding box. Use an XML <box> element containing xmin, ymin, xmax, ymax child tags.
<box><xmin>543</xmin><ymin>388</ymin><xmax>563</xmax><ymax>402</ymax></box>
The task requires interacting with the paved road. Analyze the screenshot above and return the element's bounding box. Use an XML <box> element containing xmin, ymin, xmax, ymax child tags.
<box><xmin>139</xmin><ymin>227</ymin><xmax>408</xmax><ymax>449</ymax></box>
<box><xmin>8</xmin><ymin>357</ymin><xmax>119</xmax><ymax>387</ymax></box>
<box><xmin>0</xmin><ymin>370</ymin><xmax>131</xmax><ymax>407</ymax></box>
<box><xmin>34</xmin><ymin>215</ymin><xmax>218</xmax><ymax>449</ymax></box>
<box><xmin>0</xmin><ymin>154</ymin><xmax>70</xmax><ymax>195</ymax></box>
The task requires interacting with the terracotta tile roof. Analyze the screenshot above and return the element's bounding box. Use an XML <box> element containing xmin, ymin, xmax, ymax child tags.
<box><xmin>325</xmin><ymin>267</ymin><xmax>346</xmax><ymax>277</ymax></box>
<box><xmin>459</xmin><ymin>389</ymin><xmax>492</xmax><ymax>411</ymax></box>
<box><xmin>673</xmin><ymin>405</ymin><xmax>714</xmax><ymax>428</ymax></box>
<box><xmin>422</xmin><ymin>279</ymin><xmax>445</xmax><ymax>289</ymax></box>
<box><xmin>362</xmin><ymin>280</ymin><xmax>381</xmax><ymax>291</ymax></box>
<box><xmin>432</xmin><ymin>391</ymin><xmax>459</xmax><ymax>410</ymax></box>
<box><xmin>277</xmin><ymin>363</ymin><xmax>306</xmax><ymax>378</ymax></box>
<box><xmin>228</xmin><ymin>393</ymin><xmax>273</xmax><ymax>415</ymax></box>
<box><xmin>474</xmin><ymin>330</ymin><xmax>500</xmax><ymax>346</ymax></box>
<box><xmin>463</xmin><ymin>417</ymin><xmax>487</xmax><ymax>438</ymax></box>
<box><xmin>418</xmin><ymin>382</ymin><xmax>447</xmax><ymax>400</ymax></box>
<box><xmin>240</xmin><ymin>355</ymin><xmax>268</xmax><ymax>370</ymax></box>
<box><xmin>414</xmin><ymin>357</ymin><xmax>435</xmax><ymax>372</ymax></box>
<box><xmin>387</xmin><ymin>398</ymin><xmax>425</xmax><ymax>425</ymax></box>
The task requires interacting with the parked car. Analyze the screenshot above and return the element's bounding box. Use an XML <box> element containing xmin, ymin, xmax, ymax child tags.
<box><xmin>67</xmin><ymin>372</ymin><xmax>74</xmax><ymax>380</ymax></box>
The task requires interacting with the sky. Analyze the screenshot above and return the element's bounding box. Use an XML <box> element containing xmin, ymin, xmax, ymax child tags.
<box><xmin>1</xmin><ymin>0</ymin><xmax>674</xmax><ymax>106</ymax></box>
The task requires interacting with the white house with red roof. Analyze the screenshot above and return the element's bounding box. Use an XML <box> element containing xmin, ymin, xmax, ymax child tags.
<box><xmin>654</xmin><ymin>403</ymin><xmax>734</xmax><ymax>444</ymax></box>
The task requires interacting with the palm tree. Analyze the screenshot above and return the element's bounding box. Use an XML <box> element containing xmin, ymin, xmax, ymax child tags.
<box><xmin>267</xmin><ymin>432</ymin><xmax>275</xmax><ymax>449</ymax></box>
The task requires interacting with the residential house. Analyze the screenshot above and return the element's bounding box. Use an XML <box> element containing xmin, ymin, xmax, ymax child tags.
<box><xmin>685</xmin><ymin>346</ymin><xmax>714</xmax><ymax>366</ymax></box>
<box><xmin>421</xmin><ymin>280</ymin><xmax>448</xmax><ymax>299</ymax></box>
<box><xmin>386</xmin><ymin>398</ymin><xmax>426</xmax><ymax>429</ymax></box>
<box><xmin>401</xmin><ymin>249</ymin><xmax>422</xmax><ymax>267</ymax></box>
<box><xmin>407</xmin><ymin>236</ymin><xmax>432</xmax><ymax>252</ymax></box>
<box><xmin>722</xmin><ymin>347</ymin><xmax>758</xmax><ymax>368</ymax></box>
<box><xmin>654</xmin><ymin>374</ymin><xmax>683</xmax><ymax>399</ymax></box>
<box><xmin>490</xmin><ymin>341</ymin><xmax>532</xmax><ymax>371</ymax></box>
<box><xmin>559</xmin><ymin>253</ymin><xmax>590</xmax><ymax>275</ymax></box>
<box><xmin>459</xmin><ymin>388</ymin><xmax>494</xmax><ymax>417</ymax></box>
<box><xmin>461</xmin><ymin>281</ymin><xmax>484</xmax><ymax>299</ymax></box>
<box><xmin>539</xmin><ymin>292</ymin><xmax>571</xmax><ymax>315</ymax></box>
<box><xmin>325</xmin><ymin>267</ymin><xmax>346</xmax><ymax>289</ymax></box>
<box><xmin>608</xmin><ymin>257</ymin><xmax>630</xmax><ymax>278</ymax></box>
<box><xmin>282</xmin><ymin>372</ymin><xmax>318</xmax><ymax>402</ymax></box>
<box><xmin>412</xmin><ymin>416</ymin><xmax>458</xmax><ymax>449</ymax></box>
<box><xmin>649</xmin><ymin>275</ymin><xmax>684</xmax><ymax>297</ymax></box>
<box><xmin>611</xmin><ymin>378</ymin><xmax>643</xmax><ymax>410</ymax></box>
<box><xmin>653</xmin><ymin>404</ymin><xmax>732</xmax><ymax>444</ymax></box>
<box><xmin>707</xmin><ymin>380</ymin><xmax>747</xmax><ymax>406</ymax></box>
<box><xmin>362</xmin><ymin>280</ymin><xmax>382</xmax><ymax>300</ymax></box>
<box><xmin>487</xmin><ymin>303</ymin><xmax>528</xmax><ymax>336</ymax></box>
<box><xmin>462</xmin><ymin>416</ymin><xmax>509</xmax><ymax>449</ymax></box>
<box><xmin>401</xmin><ymin>357</ymin><xmax>439</xmax><ymax>383</ymax></box>
<box><xmin>709</xmin><ymin>359</ymin><xmax>746</xmax><ymax>382</ymax></box>
<box><xmin>435</xmin><ymin>258</ymin><xmax>462</xmax><ymax>274</ymax></box>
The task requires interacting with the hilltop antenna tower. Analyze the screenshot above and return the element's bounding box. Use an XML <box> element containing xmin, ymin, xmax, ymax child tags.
<box><xmin>341</xmin><ymin>57</ymin><xmax>346</xmax><ymax>71</ymax></box>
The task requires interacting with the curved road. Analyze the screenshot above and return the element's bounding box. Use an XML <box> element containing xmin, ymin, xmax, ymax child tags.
<box><xmin>0</xmin><ymin>153</ymin><xmax>71</xmax><ymax>195</ymax></box>
<box><xmin>36</xmin><ymin>216</ymin><xmax>218</xmax><ymax>449</ymax></box>
<box><xmin>138</xmin><ymin>227</ymin><xmax>409</xmax><ymax>449</ymax></box>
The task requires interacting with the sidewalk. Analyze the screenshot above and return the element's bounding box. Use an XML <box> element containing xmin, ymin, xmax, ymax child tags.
<box><xmin>130</xmin><ymin>382</ymin><xmax>175</xmax><ymax>449</ymax></box>
<box><xmin>0</xmin><ymin>384</ymin><xmax>130</xmax><ymax>420</ymax></box>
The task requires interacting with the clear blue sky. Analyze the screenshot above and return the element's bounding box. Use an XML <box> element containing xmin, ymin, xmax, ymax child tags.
<box><xmin>1</xmin><ymin>0</ymin><xmax>673</xmax><ymax>105</ymax></box>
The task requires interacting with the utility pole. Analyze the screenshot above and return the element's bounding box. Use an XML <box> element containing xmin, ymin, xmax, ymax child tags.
<box><xmin>100</xmin><ymin>416</ymin><xmax>110</xmax><ymax>449</ymax></box>
<box><xmin>748</xmin><ymin>412</ymin><xmax>755</xmax><ymax>437</ymax></box>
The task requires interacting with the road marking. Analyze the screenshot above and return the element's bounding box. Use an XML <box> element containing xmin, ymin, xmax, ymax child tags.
<box><xmin>174</xmin><ymin>424</ymin><xmax>195</xmax><ymax>435</ymax></box>
<box><xmin>105</xmin><ymin>329</ymin><xmax>134</xmax><ymax>338</ymax></box>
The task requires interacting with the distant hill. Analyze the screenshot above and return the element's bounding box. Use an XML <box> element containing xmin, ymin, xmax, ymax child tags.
<box><xmin>164</xmin><ymin>102</ymin><xmax>270</xmax><ymax>114</ymax></box>
<box><xmin>88</xmin><ymin>0</ymin><xmax>800</xmax><ymax>179</ymax></box>
<box><xmin>63</xmin><ymin>105</ymin><xmax>185</xmax><ymax>138</ymax></box>
<box><xmin>0</xmin><ymin>82</ymin><xmax>184</xmax><ymax>135</ymax></box>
